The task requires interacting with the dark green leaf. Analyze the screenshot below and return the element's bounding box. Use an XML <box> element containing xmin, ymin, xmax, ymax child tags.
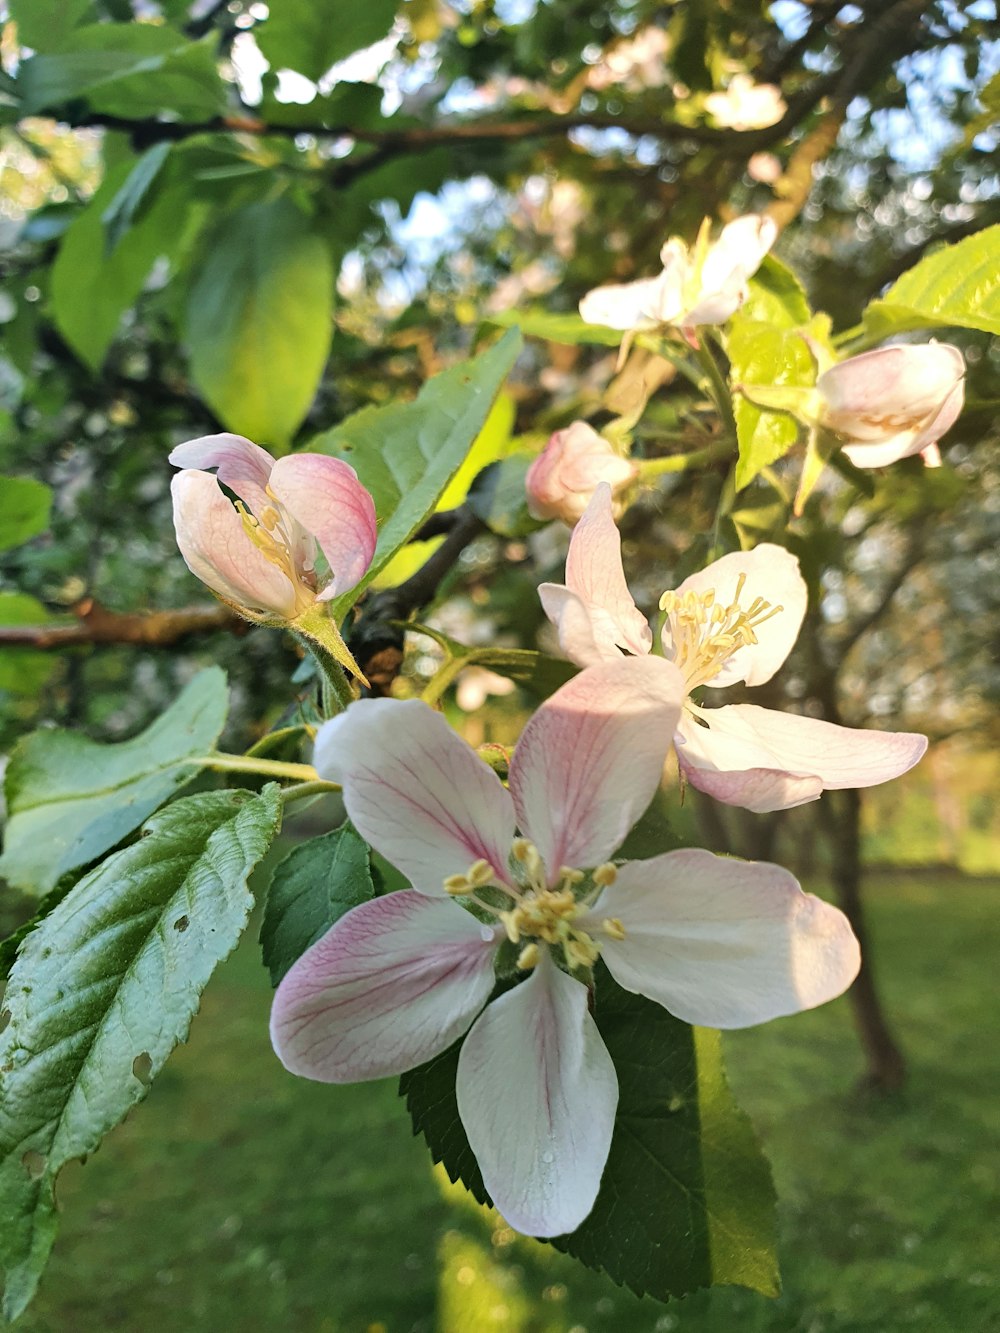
<box><xmin>100</xmin><ymin>141</ymin><xmax>172</xmax><ymax>255</ymax></box>
<box><xmin>7</xmin><ymin>0</ymin><xmax>94</xmax><ymax>53</ymax></box>
<box><xmin>258</xmin><ymin>0</ymin><xmax>399</xmax><ymax>83</ymax></box>
<box><xmin>863</xmin><ymin>224</ymin><xmax>1000</xmax><ymax>338</ymax></box>
<box><xmin>260</xmin><ymin>824</ymin><xmax>374</xmax><ymax>987</ymax></box>
<box><xmin>468</xmin><ymin>454</ymin><xmax>546</xmax><ymax>538</ymax></box>
<box><xmin>185</xmin><ymin>197</ymin><xmax>334</xmax><ymax>449</ymax></box>
<box><xmin>312</xmin><ymin>329</ymin><xmax>522</xmax><ymax>610</ymax></box>
<box><xmin>401</xmin><ymin>966</ymin><xmax>778</xmax><ymax>1303</ymax></box>
<box><xmin>0</xmin><ymin>786</ymin><xmax>281</xmax><ymax>1322</ymax></box>
<box><xmin>0</xmin><ymin>667</ymin><xmax>228</xmax><ymax>896</ymax></box>
<box><xmin>0</xmin><ymin>477</ymin><xmax>51</xmax><ymax>552</ymax></box>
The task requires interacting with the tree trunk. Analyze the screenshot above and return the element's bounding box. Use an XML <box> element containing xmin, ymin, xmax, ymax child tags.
<box><xmin>821</xmin><ymin>787</ymin><xmax>907</xmax><ymax>1092</ymax></box>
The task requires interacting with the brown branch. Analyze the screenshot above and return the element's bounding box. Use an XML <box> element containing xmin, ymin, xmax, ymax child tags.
<box><xmin>0</xmin><ymin>598</ymin><xmax>244</xmax><ymax>648</ymax></box>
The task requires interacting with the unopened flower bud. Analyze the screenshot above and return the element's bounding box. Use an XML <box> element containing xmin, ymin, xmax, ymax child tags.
<box><xmin>816</xmin><ymin>343</ymin><xmax>965</xmax><ymax>469</ymax></box>
<box><xmin>526</xmin><ymin>422</ymin><xmax>637</xmax><ymax>524</ymax></box>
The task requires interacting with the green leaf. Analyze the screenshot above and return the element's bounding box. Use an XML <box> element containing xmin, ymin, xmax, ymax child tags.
<box><xmin>401</xmin><ymin>966</ymin><xmax>778</xmax><ymax>1302</ymax></box>
<box><xmin>185</xmin><ymin>197</ymin><xmax>334</xmax><ymax>449</ymax></box>
<box><xmin>743</xmin><ymin>255</ymin><xmax>812</xmax><ymax>329</ymax></box>
<box><xmin>8</xmin><ymin>0</ymin><xmax>94</xmax><ymax>53</ymax></box>
<box><xmin>490</xmin><ymin>307</ymin><xmax>623</xmax><ymax>347</ymax></box>
<box><xmin>467</xmin><ymin>453</ymin><xmax>546</xmax><ymax>538</ymax></box>
<box><xmin>51</xmin><ymin>162</ymin><xmax>189</xmax><ymax>371</ymax></box>
<box><xmin>17</xmin><ymin>26</ymin><xmax>225</xmax><ymax>120</ymax></box>
<box><xmin>100</xmin><ymin>141</ymin><xmax>172</xmax><ymax>255</ymax></box>
<box><xmin>0</xmin><ymin>477</ymin><xmax>51</xmax><ymax>552</ymax></box>
<box><xmin>729</xmin><ymin>318</ymin><xmax>816</xmax><ymax>491</ymax></box>
<box><xmin>260</xmin><ymin>824</ymin><xmax>375</xmax><ymax>987</ymax></box>
<box><xmin>0</xmin><ymin>786</ymin><xmax>281</xmax><ymax>1322</ymax></box>
<box><xmin>863</xmin><ymin>224</ymin><xmax>1000</xmax><ymax>338</ymax></box>
<box><xmin>0</xmin><ymin>594</ymin><xmax>64</xmax><ymax>698</ymax></box>
<box><xmin>258</xmin><ymin>0</ymin><xmax>400</xmax><ymax>83</ymax></box>
<box><xmin>0</xmin><ymin>667</ymin><xmax>228</xmax><ymax>896</ymax></box>
<box><xmin>311</xmin><ymin>329</ymin><xmax>522</xmax><ymax>608</ymax></box>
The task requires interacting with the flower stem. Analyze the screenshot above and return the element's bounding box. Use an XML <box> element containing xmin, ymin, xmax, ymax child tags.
<box><xmin>280</xmin><ymin>778</ymin><xmax>341</xmax><ymax>803</ymax></box>
<box><xmin>293</xmin><ymin>609</ymin><xmax>360</xmax><ymax>715</ymax></box>
<box><xmin>635</xmin><ymin>438</ymin><xmax>733</xmax><ymax>477</ymax></box>
<box><xmin>194</xmin><ymin>753</ymin><xmax>321</xmax><ymax>781</ymax></box>
<box><xmin>696</xmin><ymin>336</ymin><xmax>735</xmax><ymax>426</ymax></box>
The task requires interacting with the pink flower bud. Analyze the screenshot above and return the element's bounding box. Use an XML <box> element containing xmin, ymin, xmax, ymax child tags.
<box><xmin>526</xmin><ymin>423</ymin><xmax>637</xmax><ymax>524</ymax></box>
<box><xmin>817</xmin><ymin>343</ymin><xmax>965</xmax><ymax>468</ymax></box>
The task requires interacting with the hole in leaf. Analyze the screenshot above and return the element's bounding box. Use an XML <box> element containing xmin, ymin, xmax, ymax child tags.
<box><xmin>132</xmin><ymin>1052</ymin><xmax>153</xmax><ymax>1086</ymax></box>
<box><xmin>22</xmin><ymin>1150</ymin><xmax>45</xmax><ymax>1180</ymax></box>
<box><xmin>173</xmin><ymin>915</ymin><xmax>190</xmax><ymax>933</ymax></box>
<box><xmin>0</xmin><ymin>1009</ymin><xmax>10</xmax><ymax>1033</ymax></box>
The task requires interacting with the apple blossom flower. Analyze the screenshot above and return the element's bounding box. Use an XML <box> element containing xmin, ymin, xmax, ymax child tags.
<box><xmin>538</xmin><ymin>485</ymin><xmax>927</xmax><ymax>813</ymax></box>
<box><xmin>526</xmin><ymin>422</ymin><xmax>637</xmax><ymax>524</ymax></box>
<box><xmin>704</xmin><ymin>75</ymin><xmax>786</xmax><ymax>131</ymax></box>
<box><xmin>816</xmin><ymin>343</ymin><xmax>965</xmax><ymax>469</ymax></box>
<box><xmin>578</xmin><ymin>214</ymin><xmax>776</xmax><ymax>338</ymax></box>
<box><xmin>270</xmin><ymin>658</ymin><xmax>860</xmax><ymax>1237</ymax></box>
<box><xmin>169</xmin><ymin>433</ymin><xmax>377</xmax><ymax>620</ymax></box>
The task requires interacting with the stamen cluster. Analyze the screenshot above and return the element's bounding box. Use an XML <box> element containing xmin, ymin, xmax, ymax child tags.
<box><xmin>660</xmin><ymin>573</ymin><xmax>783</xmax><ymax>691</ymax></box>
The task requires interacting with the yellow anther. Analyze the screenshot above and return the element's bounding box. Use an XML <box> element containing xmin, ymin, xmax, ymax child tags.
<box><xmin>499</xmin><ymin>911</ymin><xmax>520</xmax><ymax>944</ymax></box>
<box><xmin>516</xmin><ymin>943</ymin><xmax>539</xmax><ymax>971</ymax></box>
<box><xmin>443</xmin><ymin>874</ymin><xmax>469</xmax><ymax>895</ymax></box>
<box><xmin>602</xmin><ymin>917</ymin><xmax>627</xmax><ymax>941</ymax></box>
<box><xmin>259</xmin><ymin>505</ymin><xmax>282</xmax><ymax>532</ymax></box>
<box><xmin>512</xmin><ymin>838</ymin><xmax>532</xmax><ymax>862</ymax></box>
<box><xmin>593</xmin><ymin>863</ymin><xmax>618</xmax><ymax>888</ymax></box>
<box><xmin>468</xmin><ymin>859</ymin><xmax>494</xmax><ymax>887</ymax></box>
<box><xmin>558</xmin><ymin>866</ymin><xmax>585</xmax><ymax>886</ymax></box>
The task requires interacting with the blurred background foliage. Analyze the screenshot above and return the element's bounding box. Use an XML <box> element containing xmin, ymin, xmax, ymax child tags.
<box><xmin>1</xmin><ymin>0</ymin><xmax>1000</xmax><ymax>1326</ymax></box>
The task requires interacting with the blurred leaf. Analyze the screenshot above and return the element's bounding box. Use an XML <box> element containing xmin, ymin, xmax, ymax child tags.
<box><xmin>17</xmin><ymin>26</ymin><xmax>225</xmax><ymax>119</ymax></box>
<box><xmin>185</xmin><ymin>197</ymin><xmax>334</xmax><ymax>449</ymax></box>
<box><xmin>51</xmin><ymin>162</ymin><xmax>189</xmax><ymax>371</ymax></box>
<box><xmin>0</xmin><ymin>478</ymin><xmax>51</xmax><ymax>552</ymax></box>
<box><xmin>490</xmin><ymin>307</ymin><xmax>622</xmax><ymax>347</ymax></box>
<box><xmin>100</xmin><ymin>142</ymin><xmax>172</xmax><ymax>255</ymax></box>
<box><xmin>0</xmin><ymin>594</ymin><xmax>63</xmax><ymax>698</ymax></box>
<box><xmin>258</xmin><ymin>0</ymin><xmax>400</xmax><ymax>82</ymax></box>
<box><xmin>0</xmin><ymin>786</ymin><xmax>281</xmax><ymax>1323</ymax></box>
<box><xmin>864</xmin><ymin>225</ymin><xmax>1000</xmax><ymax>338</ymax></box>
<box><xmin>401</xmin><ymin>965</ymin><xmax>778</xmax><ymax>1302</ymax></box>
<box><xmin>743</xmin><ymin>256</ymin><xmax>812</xmax><ymax>329</ymax></box>
<box><xmin>0</xmin><ymin>668</ymin><xmax>228</xmax><ymax>896</ymax></box>
<box><xmin>260</xmin><ymin>82</ymin><xmax>387</xmax><ymax>130</ymax></box>
<box><xmin>8</xmin><ymin>0</ymin><xmax>94</xmax><ymax>52</ymax></box>
<box><xmin>260</xmin><ymin>823</ymin><xmax>374</xmax><ymax>987</ymax></box>
<box><xmin>312</xmin><ymin>329</ymin><xmax>523</xmax><ymax>609</ymax></box>
<box><xmin>729</xmin><ymin>318</ymin><xmax>815</xmax><ymax>491</ymax></box>
<box><xmin>467</xmin><ymin>453</ymin><xmax>545</xmax><ymax>538</ymax></box>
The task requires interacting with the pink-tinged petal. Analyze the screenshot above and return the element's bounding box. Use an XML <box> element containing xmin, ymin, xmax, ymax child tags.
<box><xmin>313</xmin><ymin>698</ymin><xmax>515</xmax><ymax>895</ymax></box>
<box><xmin>510</xmin><ymin>656</ymin><xmax>684</xmax><ymax>879</ymax></box>
<box><xmin>170</xmin><ymin>470</ymin><xmax>297</xmax><ymax>616</ymax></box>
<box><xmin>920</xmin><ymin>441</ymin><xmax>943</xmax><ymax>468</ymax></box>
<box><xmin>579</xmin><ymin>849</ymin><xmax>860</xmax><ymax>1028</ymax></box>
<box><xmin>538</xmin><ymin>584</ymin><xmax>625</xmax><ymax>668</ymax></box>
<box><xmin>268</xmin><ymin>453</ymin><xmax>377</xmax><ymax>598</ymax></box>
<box><xmin>456</xmin><ymin>949</ymin><xmax>617</xmax><ymax>1237</ymax></box>
<box><xmin>270</xmin><ymin>891</ymin><xmax>499</xmax><ymax>1082</ymax></box>
<box><xmin>677</xmin><ymin>704</ymin><xmax>928</xmax><ymax>813</ymax></box>
<box><xmin>665</xmin><ymin>543</ymin><xmax>807</xmax><ymax>687</ymax></box>
<box><xmin>168</xmin><ymin>432</ymin><xmax>275</xmax><ymax>514</ymax></box>
<box><xmin>579</xmin><ymin>276</ymin><xmax>667</xmax><ymax>330</ymax></box>
<box><xmin>840</xmin><ymin>433</ymin><xmax>923</xmax><ymax>468</ymax></box>
<box><xmin>818</xmin><ymin>343</ymin><xmax>965</xmax><ymax>431</ymax></box>
<box><xmin>565</xmin><ymin>484</ymin><xmax>652</xmax><ymax>656</ymax></box>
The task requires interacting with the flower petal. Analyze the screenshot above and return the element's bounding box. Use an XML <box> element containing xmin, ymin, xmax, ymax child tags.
<box><xmin>677</xmin><ymin>704</ymin><xmax>927</xmax><ymax>812</ymax></box>
<box><xmin>509</xmin><ymin>656</ymin><xmax>684</xmax><ymax>878</ymax></box>
<box><xmin>268</xmin><ymin>453</ymin><xmax>378</xmax><ymax>598</ymax></box>
<box><xmin>456</xmin><ymin>948</ymin><xmax>618</xmax><ymax>1237</ymax></box>
<box><xmin>537</xmin><ymin>584</ymin><xmax>624</xmax><ymax>667</ymax></box>
<box><xmin>313</xmin><ymin>698</ymin><xmax>516</xmax><ymax>895</ymax></box>
<box><xmin>579</xmin><ymin>849</ymin><xmax>860</xmax><ymax>1028</ymax></box>
<box><xmin>270</xmin><ymin>891</ymin><xmax>499</xmax><ymax>1082</ymax></box>
<box><xmin>168</xmin><ymin>432</ymin><xmax>275</xmax><ymax>514</ymax></box>
<box><xmin>664</xmin><ymin>543</ymin><xmax>806</xmax><ymax>687</ymax></box>
<box><xmin>170</xmin><ymin>470</ymin><xmax>297</xmax><ymax>616</ymax></box>
<box><xmin>579</xmin><ymin>276</ymin><xmax>667</xmax><ymax>330</ymax></box>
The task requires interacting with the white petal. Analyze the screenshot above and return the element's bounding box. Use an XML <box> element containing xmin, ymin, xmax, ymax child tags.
<box><xmin>168</xmin><ymin>432</ymin><xmax>275</xmax><ymax>515</ymax></box>
<box><xmin>579</xmin><ymin>277</ymin><xmax>665</xmax><ymax>330</ymax></box>
<box><xmin>678</xmin><ymin>704</ymin><xmax>927</xmax><ymax>812</ymax></box>
<box><xmin>665</xmin><ymin>544</ymin><xmax>806</xmax><ymax>687</ymax></box>
<box><xmin>313</xmin><ymin>698</ymin><xmax>516</xmax><ymax>895</ymax></box>
<box><xmin>456</xmin><ymin>949</ymin><xmax>618</xmax><ymax>1237</ymax></box>
<box><xmin>579</xmin><ymin>849</ymin><xmax>860</xmax><ymax>1028</ymax></box>
<box><xmin>170</xmin><ymin>470</ymin><xmax>297</xmax><ymax>616</ymax></box>
<box><xmin>270</xmin><ymin>891</ymin><xmax>499</xmax><ymax>1081</ymax></box>
<box><xmin>565</xmin><ymin>484</ymin><xmax>653</xmax><ymax>655</ymax></box>
<box><xmin>509</xmin><ymin>657</ymin><xmax>683</xmax><ymax>879</ymax></box>
<box><xmin>537</xmin><ymin>584</ymin><xmax>625</xmax><ymax>668</ymax></box>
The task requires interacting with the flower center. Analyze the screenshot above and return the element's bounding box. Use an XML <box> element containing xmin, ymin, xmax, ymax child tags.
<box><xmin>659</xmin><ymin>573</ymin><xmax>782</xmax><ymax>691</ymax></box>
<box><xmin>441</xmin><ymin>838</ymin><xmax>625</xmax><ymax>975</ymax></box>
<box><xmin>236</xmin><ymin>488</ymin><xmax>315</xmax><ymax>614</ymax></box>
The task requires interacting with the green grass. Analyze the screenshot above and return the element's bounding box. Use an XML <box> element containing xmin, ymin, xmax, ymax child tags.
<box><xmin>12</xmin><ymin>872</ymin><xmax>1000</xmax><ymax>1333</ymax></box>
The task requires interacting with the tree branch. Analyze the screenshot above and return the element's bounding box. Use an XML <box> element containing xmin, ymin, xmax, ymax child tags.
<box><xmin>0</xmin><ymin>599</ymin><xmax>245</xmax><ymax>648</ymax></box>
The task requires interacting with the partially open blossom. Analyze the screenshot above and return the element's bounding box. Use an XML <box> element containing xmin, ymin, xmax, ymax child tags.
<box><xmin>705</xmin><ymin>75</ymin><xmax>786</xmax><ymax>131</ymax></box>
<box><xmin>271</xmin><ymin>659</ymin><xmax>860</xmax><ymax>1237</ymax></box>
<box><xmin>526</xmin><ymin>422</ymin><xmax>637</xmax><ymax>524</ymax></box>
<box><xmin>817</xmin><ymin>343</ymin><xmax>965</xmax><ymax>469</ymax></box>
<box><xmin>539</xmin><ymin>485</ymin><xmax>927</xmax><ymax>813</ymax></box>
<box><xmin>579</xmin><ymin>214</ymin><xmax>776</xmax><ymax>337</ymax></box>
<box><xmin>169</xmin><ymin>433</ymin><xmax>377</xmax><ymax>620</ymax></box>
